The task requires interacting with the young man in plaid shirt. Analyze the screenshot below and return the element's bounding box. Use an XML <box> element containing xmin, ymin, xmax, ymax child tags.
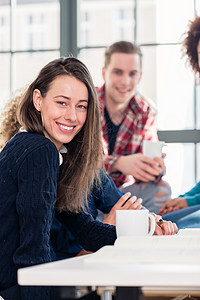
<box><xmin>97</xmin><ymin>41</ymin><xmax>171</xmax><ymax>214</ymax></box>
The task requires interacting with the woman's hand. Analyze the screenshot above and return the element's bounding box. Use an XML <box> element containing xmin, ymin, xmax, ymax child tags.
<box><xmin>151</xmin><ymin>213</ymin><xmax>178</xmax><ymax>235</ymax></box>
<box><xmin>159</xmin><ymin>197</ymin><xmax>188</xmax><ymax>215</ymax></box>
<box><xmin>102</xmin><ymin>192</ymin><xmax>143</xmax><ymax>226</ymax></box>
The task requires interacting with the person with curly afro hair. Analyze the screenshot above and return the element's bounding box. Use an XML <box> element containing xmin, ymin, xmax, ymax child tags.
<box><xmin>159</xmin><ymin>16</ymin><xmax>200</xmax><ymax>217</ymax></box>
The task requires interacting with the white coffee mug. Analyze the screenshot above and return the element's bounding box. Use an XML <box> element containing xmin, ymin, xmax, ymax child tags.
<box><xmin>116</xmin><ymin>210</ymin><xmax>156</xmax><ymax>237</ymax></box>
<box><xmin>143</xmin><ymin>140</ymin><xmax>165</xmax><ymax>159</ymax></box>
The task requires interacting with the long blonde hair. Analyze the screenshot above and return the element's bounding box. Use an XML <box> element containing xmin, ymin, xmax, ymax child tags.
<box><xmin>1</xmin><ymin>57</ymin><xmax>103</xmax><ymax>213</ymax></box>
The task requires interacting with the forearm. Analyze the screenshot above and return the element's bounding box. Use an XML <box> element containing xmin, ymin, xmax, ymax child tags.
<box><xmin>93</xmin><ymin>170</ymin><xmax>123</xmax><ymax>213</ymax></box>
<box><xmin>56</xmin><ymin>211</ymin><xmax>117</xmax><ymax>252</ymax></box>
<box><xmin>185</xmin><ymin>195</ymin><xmax>200</xmax><ymax>206</ymax></box>
<box><xmin>111</xmin><ymin>155</ymin><xmax>124</xmax><ymax>173</ymax></box>
<box><xmin>103</xmin><ymin>154</ymin><xmax>121</xmax><ymax>173</ymax></box>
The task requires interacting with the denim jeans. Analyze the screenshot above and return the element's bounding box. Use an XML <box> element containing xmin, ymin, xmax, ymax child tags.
<box><xmin>163</xmin><ymin>204</ymin><xmax>200</xmax><ymax>229</ymax></box>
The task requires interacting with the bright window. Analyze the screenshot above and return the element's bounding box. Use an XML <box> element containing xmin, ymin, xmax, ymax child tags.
<box><xmin>0</xmin><ymin>0</ymin><xmax>60</xmax><ymax>110</ymax></box>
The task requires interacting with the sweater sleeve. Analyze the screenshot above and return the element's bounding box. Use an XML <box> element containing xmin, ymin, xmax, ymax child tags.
<box><xmin>14</xmin><ymin>143</ymin><xmax>59</xmax><ymax>299</ymax></box>
<box><xmin>55</xmin><ymin>210</ymin><xmax>117</xmax><ymax>252</ymax></box>
<box><xmin>179</xmin><ymin>181</ymin><xmax>200</xmax><ymax>206</ymax></box>
<box><xmin>92</xmin><ymin>170</ymin><xmax>123</xmax><ymax>214</ymax></box>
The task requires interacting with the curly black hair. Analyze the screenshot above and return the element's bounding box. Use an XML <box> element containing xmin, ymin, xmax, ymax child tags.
<box><xmin>182</xmin><ymin>16</ymin><xmax>200</xmax><ymax>75</ymax></box>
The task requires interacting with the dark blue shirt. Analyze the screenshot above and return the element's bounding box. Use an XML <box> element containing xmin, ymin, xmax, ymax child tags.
<box><xmin>104</xmin><ymin>107</ymin><xmax>121</xmax><ymax>155</ymax></box>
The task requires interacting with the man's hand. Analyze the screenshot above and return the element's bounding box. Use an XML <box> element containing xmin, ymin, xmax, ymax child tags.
<box><xmin>151</xmin><ymin>213</ymin><xmax>178</xmax><ymax>235</ymax></box>
<box><xmin>102</xmin><ymin>192</ymin><xmax>142</xmax><ymax>226</ymax></box>
<box><xmin>159</xmin><ymin>197</ymin><xmax>188</xmax><ymax>215</ymax></box>
<box><xmin>112</xmin><ymin>153</ymin><xmax>165</xmax><ymax>182</ymax></box>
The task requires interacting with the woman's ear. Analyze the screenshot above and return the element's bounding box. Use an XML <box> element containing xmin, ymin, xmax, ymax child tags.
<box><xmin>33</xmin><ymin>89</ymin><xmax>42</xmax><ymax>111</ymax></box>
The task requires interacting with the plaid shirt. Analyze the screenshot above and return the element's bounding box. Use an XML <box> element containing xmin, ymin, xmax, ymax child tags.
<box><xmin>97</xmin><ymin>84</ymin><xmax>159</xmax><ymax>188</ymax></box>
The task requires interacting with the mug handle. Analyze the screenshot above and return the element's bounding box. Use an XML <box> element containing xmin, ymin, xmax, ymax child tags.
<box><xmin>148</xmin><ymin>214</ymin><xmax>156</xmax><ymax>236</ymax></box>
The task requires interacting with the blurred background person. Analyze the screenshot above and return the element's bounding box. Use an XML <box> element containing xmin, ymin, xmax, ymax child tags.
<box><xmin>97</xmin><ymin>41</ymin><xmax>171</xmax><ymax>214</ymax></box>
<box><xmin>160</xmin><ymin>16</ymin><xmax>200</xmax><ymax>219</ymax></box>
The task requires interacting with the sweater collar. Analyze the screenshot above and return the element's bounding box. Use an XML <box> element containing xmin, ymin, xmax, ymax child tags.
<box><xmin>20</xmin><ymin>127</ymin><xmax>67</xmax><ymax>166</ymax></box>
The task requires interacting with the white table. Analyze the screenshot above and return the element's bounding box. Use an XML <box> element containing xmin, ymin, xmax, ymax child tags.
<box><xmin>18</xmin><ymin>251</ymin><xmax>200</xmax><ymax>299</ymax></box>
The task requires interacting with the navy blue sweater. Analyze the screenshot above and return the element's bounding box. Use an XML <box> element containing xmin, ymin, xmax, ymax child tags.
<box><xmin>0</xmin><ymin>132</ymin><xmax>116</xmax><ymax>299</ymax></box>
<box><xmin>0</xmin><ymin>132</ymin><xmax>59</xmax><ymax>299</ymax></box>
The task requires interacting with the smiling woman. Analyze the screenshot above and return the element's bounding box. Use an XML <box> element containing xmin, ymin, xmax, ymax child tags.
<box><xmin>17</xmin><ymin>57</ymin><xmax>102</xmax><ymax>213</ymax></box>
<box><xmin>0</xmin><ymin>57</ymin><xmax>109</xmax><ymax>300</ymax></box>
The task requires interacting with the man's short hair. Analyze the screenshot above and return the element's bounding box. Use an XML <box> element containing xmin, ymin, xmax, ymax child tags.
<box><xmin>104</xmin><ymin>41</ymin><xmax>143</xmax><ymax>68</ymax></box>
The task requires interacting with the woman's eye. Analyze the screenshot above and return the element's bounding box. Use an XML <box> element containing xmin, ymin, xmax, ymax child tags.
<box><xmin>57</xmin><ymin>101</ymin><xmax>66</xmax><ymax>106</ymax></box>
<box><xmin>78</xmin><ymin>105</ymin><xmax>87</xmax><ymax>110</ymax></box>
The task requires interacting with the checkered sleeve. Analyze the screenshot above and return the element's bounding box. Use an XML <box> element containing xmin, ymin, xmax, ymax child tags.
<box><xmin>143</xmin><ymin>107</ymin><xmax>159</xmax><ymax>142</ymax></box>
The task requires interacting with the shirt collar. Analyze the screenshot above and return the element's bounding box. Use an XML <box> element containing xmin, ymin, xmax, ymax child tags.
<box><xmin>59</xmin><ymin>145</ymin><xmax>68</xmax><ymax>166</ymax></box>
